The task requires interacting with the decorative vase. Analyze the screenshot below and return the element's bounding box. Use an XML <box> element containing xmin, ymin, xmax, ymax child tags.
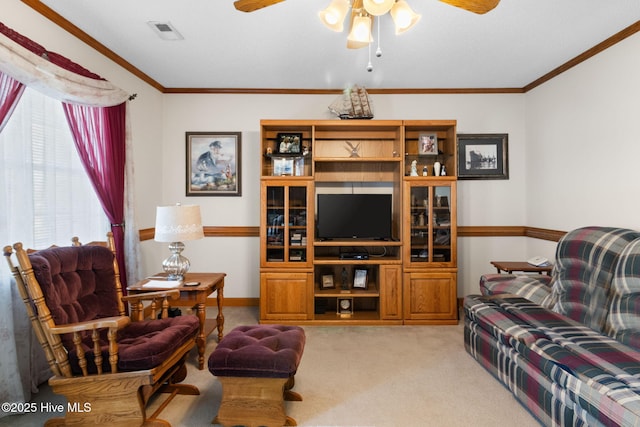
<box><xmin>433</xmin><ymin>161</ymin><xmax>441</xmax><ymax>177</ymax></box>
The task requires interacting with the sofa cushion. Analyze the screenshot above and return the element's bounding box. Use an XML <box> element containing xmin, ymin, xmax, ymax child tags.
<box><xmin>464</xmin><ymin>295</ymin><xmax>550</xmax><ymax>347</ymax></box>
<box><xmin>466</xmin><ymin>294</ymin><xmax>640</xmax><ymax>426</ymax></box>
<box><xmin>552</xmin><ymin>226</ymin><xmax>640</xmax><ymax>334</ymax></box>
<box><xmin>480</xmin><ymin>273</ymin><xmax>554</xmax><ymax>308</ymax></box>
<box><xmin>606</xmin><ymin>238</ymin><xmax>640</xmax><ymax>351</ymax></box>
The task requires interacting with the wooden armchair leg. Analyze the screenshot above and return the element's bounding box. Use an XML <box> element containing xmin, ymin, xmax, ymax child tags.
<box><xmin>47</xmin><ymin>373</ymin><xmax>153</xmax><ymax>427</ymax></box>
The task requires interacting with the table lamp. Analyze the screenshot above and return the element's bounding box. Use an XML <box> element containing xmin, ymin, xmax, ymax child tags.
<box><xmin>154</xmin><ymin>204</ymin><xmax>204</xmax><ymax>280</ymax></box>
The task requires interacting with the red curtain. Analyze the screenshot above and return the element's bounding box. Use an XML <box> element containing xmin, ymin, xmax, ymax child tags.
<box><xmin>0</xmin><ymin>71</ymin><xmax>25</xmax><ymax>132</ymax></box>
<box><xmin>63</xmin><ymin>102</ymin><xmax>128</xmax><ymax>287</ymax></box>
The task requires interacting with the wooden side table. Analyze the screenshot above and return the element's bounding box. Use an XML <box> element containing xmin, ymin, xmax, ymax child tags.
<box><xmin>490</xmin><ymin>261</ymin><xmax>552</xmax><ymax>275</ymax></box>
<box><xmin>128</xmin><ymin>272</ymin><xmax>226</xmax><ymax>370</ymax></box>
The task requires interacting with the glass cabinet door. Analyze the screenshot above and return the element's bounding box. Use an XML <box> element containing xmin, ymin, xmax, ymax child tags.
<box><xmin>408</xmin><ymin>185</ymin><xmax>430</xmax><ymax>262</ymax></box>
<box><xmin>265</xmin><ymin>186</ymin><xmax>286</xmax><ymax>263</ymax></box>
<box><xmin>262</xmin><ymin>181</ymin><xmax>311</xmax><ymax>267</ymax></box>
<box><xmin>287</xmin><ymin>186</ymin><xmax>308</xmax><ymax>263</ymax></box>
<box><xmin>406</xmin><ymin>181</ymin><xmax>454</xmax><ymax>266</ymax></box>
<box><xmin>432</xmin><ymin>185</ymin><xmax>452</xmax><ymax>264</ymax></box>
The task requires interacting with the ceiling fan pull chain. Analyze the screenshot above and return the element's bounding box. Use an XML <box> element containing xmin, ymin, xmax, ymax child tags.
<box><xmin>376</xmin><ymin>15</ymin><xmax>383</xmax><ymax>57</ymax></box>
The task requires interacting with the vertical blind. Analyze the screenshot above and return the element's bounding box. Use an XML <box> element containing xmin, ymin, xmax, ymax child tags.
<box><xmin>0</xmin><ymin>86</ymin><xmax>108</xmax><ymax>248</ymax></box>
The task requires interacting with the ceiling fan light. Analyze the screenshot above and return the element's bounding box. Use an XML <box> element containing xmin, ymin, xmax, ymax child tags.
<box><xmin>390</xmin><ymin>0</ymin><xmax>421</xmax><ymax>34</ymax></box>
<box><xmin>347</xmin><ymin>15</ymin><xmax>374</xmax><ymax>48</ymax></box>
<box><xmin>319</xmin><ymin>0</ymin><xmax>351</xmax><ymax>32</ymax></box>
<box><xmin>363</xmin><ymin>0</ymin><xmax>395</xmax><ymax>16</ymax></box>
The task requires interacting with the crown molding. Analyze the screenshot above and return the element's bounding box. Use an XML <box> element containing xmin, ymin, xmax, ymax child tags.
<box><xmin>21</xmin><ymin>0</ymin><xmax>640</xmax><ymax>95</ymax></box>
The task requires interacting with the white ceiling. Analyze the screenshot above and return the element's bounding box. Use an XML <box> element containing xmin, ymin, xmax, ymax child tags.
<box><xmin>37</xmin><ymin>0</ymin><xmax>640</xmax><ymax>90</ymax></box>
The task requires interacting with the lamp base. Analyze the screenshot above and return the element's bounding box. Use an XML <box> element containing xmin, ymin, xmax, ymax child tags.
<box><xmin>162</xmin><ymin>241</ymin><xmax>190</xmax><ymax>281</ymax></box>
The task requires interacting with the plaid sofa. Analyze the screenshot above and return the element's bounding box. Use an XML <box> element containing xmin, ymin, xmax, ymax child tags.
<box><xmin>464</xmin><ymin>227</ymin><xmax>640</xmax><ymax>426</ymax></box>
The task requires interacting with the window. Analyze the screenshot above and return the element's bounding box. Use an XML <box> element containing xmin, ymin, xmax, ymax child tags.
<box><xmin>0</xmin><ymin>87</ymin><xmax>108</xmax><ymax>248</ymax></box>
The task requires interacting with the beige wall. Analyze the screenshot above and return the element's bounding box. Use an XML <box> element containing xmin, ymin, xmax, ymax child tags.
<box><xmin>4</xmin><ymin>1</ymin><xmax>640</xmax><ymax>299</ymax></box>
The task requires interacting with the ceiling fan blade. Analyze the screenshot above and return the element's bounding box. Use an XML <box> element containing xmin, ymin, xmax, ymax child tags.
<box><xmin>439</xmin><ymin>0</ymin><xmax>500</xmax><ymax>14</ymax></box>
<box><xmin>234</xmin><ymin>0</ymin><xmax>285</xmax><ymax>12</ymax></box>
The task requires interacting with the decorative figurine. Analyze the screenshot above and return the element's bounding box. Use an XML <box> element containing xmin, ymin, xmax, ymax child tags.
<box><xmin>440</xmin><ymin>165</ymin><xmax>447</xmax><ymax>176</ymax></box>
<box><xmin>410</xmin><ymin>160</ymin><xmax>418</xmax><ymax>176</ymax></box>
<box><xmin>422</xmin><ymin>166</ymin><xmax>428</xmax><ymax>176</ymax></box>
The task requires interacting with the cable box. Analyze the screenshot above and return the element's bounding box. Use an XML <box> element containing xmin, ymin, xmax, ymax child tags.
<box><xmin>339</xmin><ymin>252</ymin><xmax>369</xmax><ymax>260</ymax></box>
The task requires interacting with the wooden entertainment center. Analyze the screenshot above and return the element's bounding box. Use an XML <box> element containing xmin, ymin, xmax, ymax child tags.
<box><xmin>259</xmin><ymin>120</ymin><xmax>457</xmax><ymax>325</ymax></box>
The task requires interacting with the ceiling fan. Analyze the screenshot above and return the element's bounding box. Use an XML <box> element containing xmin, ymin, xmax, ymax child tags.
<box><xmin>234</xmin><ymin>0</ymin><xmax>500</xmax><ymax>14</ymax></box>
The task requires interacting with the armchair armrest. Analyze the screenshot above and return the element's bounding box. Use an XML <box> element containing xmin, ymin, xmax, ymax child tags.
<box><xmin>50</xmin><ymin>315</ymin><xmax>130</xmax><ymax>335</ymax></box>
<box><xmin>50</xmin><ymin>315</ymin><xmax>131</xmax><ymax>376</ymax></box>
<box><xmin>123</xmin><ymin>290</ymin><xmax>180</xmax><ymax>321</ymax></box>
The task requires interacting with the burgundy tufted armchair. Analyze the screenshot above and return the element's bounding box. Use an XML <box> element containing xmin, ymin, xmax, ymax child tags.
<box><xmin>3</xmin><ymin>232</ymin><xmax>200</xmax><ymax>427</ymax></box>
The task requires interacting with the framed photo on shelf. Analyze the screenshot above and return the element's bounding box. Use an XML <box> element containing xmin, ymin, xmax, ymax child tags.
<box><xmin>418</xmin><ymin>133</ymin><xmax>438</xmax><ymax>155</ymax></box>
<box><xmin>186</xmin><ymin>132</ymin><xmax>241</xmax><ymax>196</ymax></box>
<box><xmin>457</xmin><ymin>133</ymin><xmax>509</xmax><ymax>180</ymax></box>
<box><xmin>272</xmin><ymin>157</ymin><xmax>294</xmax><ymax>176</ymax></box>
<box><xmin>276</xmin><ymin>133</ymin><xmax>302</xmax><ymax>154</ymax></box>
<box><xmin>321</xmin><ymin>274</ymin><xmax>335</xmax><ymax>289</ymax></box>
<box><xmin>353</xmin><ymin>269</ymin><xmax>368</xmax><ymax>289</ymax></box>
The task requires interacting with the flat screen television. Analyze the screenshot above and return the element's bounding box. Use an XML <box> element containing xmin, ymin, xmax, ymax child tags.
<box><xmin>316</xmin><ymin>194</ymin><xmax>392</xmax><ymax>240</ymax></box>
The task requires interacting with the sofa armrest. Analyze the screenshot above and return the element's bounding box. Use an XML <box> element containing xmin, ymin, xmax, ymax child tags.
<box><xmin>480</xmin><ymin>273</ymin><xmax>554</xmax><ymax>308</ymax></box>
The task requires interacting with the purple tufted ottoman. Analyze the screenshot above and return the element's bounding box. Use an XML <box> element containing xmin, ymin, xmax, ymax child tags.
<box><xmin>208</xmin><ymin>325</ymin><xmax>306</xmax><ymax>427</ymax></box>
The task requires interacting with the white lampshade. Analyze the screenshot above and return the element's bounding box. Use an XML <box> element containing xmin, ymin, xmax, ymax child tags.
<box><xmin>319</xmin><ymin>0</ymin><xmax>350</xmax><ymax>32</ymax></box>
<box><xmin>363</xmin><ymin>0</ymin><xmax>395</xmax><ymax>16</ymax></box>
<box><xmin>390</xmin><ymin>0</ymin><xmax>421</xmax><ymax>34</ymax></box>
<box><xmin>347</xmin><ymin>15</ymin><xmax>374</xmax><ymax>49</ymax></box>
<box><xmin>154</xmin><ymin>204</ymin><xmax>204</xmax><ymax>242</ymax></box>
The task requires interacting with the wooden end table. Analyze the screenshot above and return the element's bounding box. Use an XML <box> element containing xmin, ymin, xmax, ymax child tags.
<box><xmin>128</xmin><ymin>272</ymin><xmax>226</xmax><ymax>370</ymax></box>
<box><xmin>490</xmin><ymin>261</ymin><xmax>552</xmax><ymax>275</ymax></box>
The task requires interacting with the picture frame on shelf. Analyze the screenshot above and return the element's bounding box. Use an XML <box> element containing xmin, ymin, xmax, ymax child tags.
<box><xmin>418</xmin><ymin>133</ymin><xmax>438</xmax><ymax>155</ymax></box>
<box><xmin>186</xmin><ymin>132</ymin><xmax>241</xmax><ymax>196</ymax></box>
<box><xmin>353</xmin><ymin>269</ymin><xmax>368</xmax><ymax>289</ymax></box>
<box><xmin>321</xmin><ymin>274</ymin><xmax>335</xmax><ymax>289</ymax></box>
<box><xmin>276</xmin><ymin>133</ymin><xmax>302</xmax><ymax>154</ymax></box>
<box><xmin>457</xmin><ymin>133</ymin><xmax>509</xmax><ymax>180</ymax></box>
<box><xmin>272</xmin><ymin>157</ymin><xmax>294</xmax><ymax>176</ymax></box>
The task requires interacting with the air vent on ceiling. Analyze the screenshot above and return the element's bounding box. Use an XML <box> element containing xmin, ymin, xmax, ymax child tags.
<box><xmin>147</xmin><ymin>21</ymin><xmax>184</xmax><ymax>41</ymax></box>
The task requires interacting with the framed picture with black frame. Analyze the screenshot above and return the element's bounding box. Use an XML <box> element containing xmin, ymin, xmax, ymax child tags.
<box><xmin>457</xmin><ymin>133</ymin><xmax>509</xmax><ymax>180</ymax></box>
<box><xmin>353</xmin><ymin>268</ymin><xmax>368</xmax><ymax>289</ymax></box>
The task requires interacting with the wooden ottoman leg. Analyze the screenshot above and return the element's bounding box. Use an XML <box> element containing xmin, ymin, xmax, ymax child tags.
<box><xmin>214</xmin><ymin>377</ymin><xmax>296</xmax><ymax>427</ymax></box>
<box><xmin>284</xmin><ymin>375</ymin><xmax>302</xmax><ymax>402</ymax></box>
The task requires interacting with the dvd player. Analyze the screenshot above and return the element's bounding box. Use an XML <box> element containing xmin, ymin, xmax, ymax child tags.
<box><xmin>339</xmin><ymin>252</ymin><xmax>369</xmax><ymax>260</ymax></box>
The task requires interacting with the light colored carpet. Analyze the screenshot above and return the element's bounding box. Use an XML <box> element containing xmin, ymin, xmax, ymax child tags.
<box><xmin>1</xmin><ymin>306</ymin><xmax>541</xmax><ymax>427</ymax></box>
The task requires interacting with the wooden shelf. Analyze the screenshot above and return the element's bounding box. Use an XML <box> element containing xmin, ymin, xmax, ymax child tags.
<box><xmin>315</xmin><ymin>285</ymin><xmax>380</xmax><ymax>298</ymax></box>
